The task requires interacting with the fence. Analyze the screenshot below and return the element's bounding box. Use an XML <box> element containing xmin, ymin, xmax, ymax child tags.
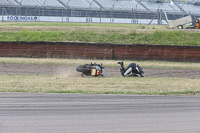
<box><xmin>1</xmin><ymin>0</ymin><xmax>200</xmax><ymax>24</ymax></box>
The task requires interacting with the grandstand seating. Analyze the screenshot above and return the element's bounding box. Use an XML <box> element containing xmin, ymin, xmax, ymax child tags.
<box><xmin>60</xmin><ymin>0</ymin><xmax>93</xmax><ymax>9</ymax></box>
<box><xmin>43</xmin><ymin>0</ymin><xmax>63</xmax><ymax>7</ymax></box>
<box><xmin>179</xmin><ymin>4</ymin><xmax>200</xmax><ymax>15</ymax></box>
<box><xmin>93</xmin><ymin>0</ymin><xmax>115</xmax><ymax>10</ymax></box>
<box><xmin>1</xmin><ymin>0</ymin><xmax>18</xmax><ymax>6</ymax></box>
<box><xmin>1</xmin><ymin>0</ymin><xmax>200</xmax><ymax>19</ymax></box>
<box><xmin>141</xmin><ymin>2</ymin><xmax>182</xmax><ymax>13</ymax></box>
<box><xmin>113</xmin><ymin>1</ymin><xmax>147</xmax><ymax>12</ymax></box>
<box><xmin>169</xmin><ymin>3</ymin><xmax>182</xmax><ymax>13</ymax></box>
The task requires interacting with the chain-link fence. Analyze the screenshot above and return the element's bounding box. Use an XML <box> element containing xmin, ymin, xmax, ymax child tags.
<box><xmin>1</xmin><ymin>0</ymin><xmax>200</xmax><ymax>24</ymax></box>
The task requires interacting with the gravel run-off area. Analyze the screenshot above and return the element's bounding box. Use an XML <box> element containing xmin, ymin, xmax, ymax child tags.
<box><xmin>0</xmin><ymin>63</ymin><xmax>200</xmax><ymax>79</ymax></box>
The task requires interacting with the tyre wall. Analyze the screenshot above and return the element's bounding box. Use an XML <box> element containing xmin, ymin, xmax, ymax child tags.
<box><xmin>0</xmin><ymin>41</ymin><xmax>200</xmax><ymax>62</ymax></box>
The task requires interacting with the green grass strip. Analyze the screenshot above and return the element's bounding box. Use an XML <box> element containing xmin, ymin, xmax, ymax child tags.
<box><xmin>0</xmin><ymin>75</ymin><xmax>199</xmax><ymax>95</ymax></box>
<box><xmin>0</xmin><ymin>57</ymin><xmax>200</xmax><ymax>69</ymax></box>
<box><xmin>1</xmin><ymin>30</ymin><xmax>200</xmax><ymax>46</ymax></box>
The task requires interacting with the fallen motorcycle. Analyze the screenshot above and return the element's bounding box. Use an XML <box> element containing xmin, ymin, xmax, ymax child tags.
<box><xmin>76</xmin><ymin>62</ymin><xmax>104</xmax><ymax>77</ymax></box>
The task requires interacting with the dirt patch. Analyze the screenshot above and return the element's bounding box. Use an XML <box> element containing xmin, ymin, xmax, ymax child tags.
<box><xmin>0</xmin><ymin>63</ymin><xmax>200</xmax><ymax>79</ymax></box>
<box><xmin>105</xmin><ymin>66</ymin><xmax>200</xmax><ymax>79</ymax></box>
<box><xmin>55</xmin><ymin>65</ymin><xmax>81</xmax><ymax>78</ymax></box>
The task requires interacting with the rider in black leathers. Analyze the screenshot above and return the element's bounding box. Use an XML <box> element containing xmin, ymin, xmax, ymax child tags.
<box><xmin>117</xmin><ymin>61</ymin><xmax>144</xmax><ymax>77</ymax></box>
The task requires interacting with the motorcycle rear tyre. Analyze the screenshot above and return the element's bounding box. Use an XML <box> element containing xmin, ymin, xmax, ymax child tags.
<box><xmin>76</xmin><ymin>65</ymin><xmax>91</xmax><ymax>73</ymax></box>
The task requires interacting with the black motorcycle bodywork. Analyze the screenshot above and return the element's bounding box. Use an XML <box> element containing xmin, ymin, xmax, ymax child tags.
<box><xmin>76</xmin><ymin>63</ymin><xmax>104</xmax><ymax>76</ymax></box>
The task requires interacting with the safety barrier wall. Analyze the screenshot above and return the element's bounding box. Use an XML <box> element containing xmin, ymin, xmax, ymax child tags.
<box><xmin>0</xmin><ymin>41</ymin><xmax>200</xmax><ymax>62</ymax></box>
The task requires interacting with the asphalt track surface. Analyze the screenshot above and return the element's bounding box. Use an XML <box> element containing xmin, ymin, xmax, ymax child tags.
<box><xmin>1</xmin><ymin>93</ymin><xmax>200</xmax><ymax>133</ymax></box>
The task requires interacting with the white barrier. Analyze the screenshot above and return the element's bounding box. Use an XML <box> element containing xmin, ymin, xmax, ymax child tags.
<box><xmin>1</xmin><ymin>15</ymin><xmax>168</xmax><ymax>25</ymax></box>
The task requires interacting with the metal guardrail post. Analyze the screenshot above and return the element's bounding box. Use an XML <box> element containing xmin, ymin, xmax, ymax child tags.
<box><xmin>160</xmin><ymin>9</ymin><xmax>162</xmax><ymax>25</ymax></box>
<box><xmin>157</xmin><ymin>9</ymin><xmax>162</xmax><ymax>25</ymax></box>
<box><xmin>62</xmin><ymin>9</ymin><xmax>63</xmax><ymax>23</ymax></box>
<box><xmin>1</xmin><ymin>7</ymin><xmax>3</xmax><ymax>22</ymax></box>
<box><xmin>131</xmin><ymin>8</ymin><xmax>133</xmax><ymax>24</ymax></box>
<box><xmin>157</xmin><ymin>9</ymin><xmax>160</xmax><ymax>25</ymax></box>
<box><xmin>35</xmin><ymin>7</ymin><xmax>37</xmax><ymax>22</ymax></box>
<box><xmin>100</xmin><ymin>7</ymin><xmax>101</xmax><ymax>23</ymax></box>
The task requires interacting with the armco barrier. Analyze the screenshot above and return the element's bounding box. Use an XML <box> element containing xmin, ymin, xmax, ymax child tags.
<box><xmin>0</xmin><ymin>41</ymin><xmax>200</xmax><ymax>62</ymax></box>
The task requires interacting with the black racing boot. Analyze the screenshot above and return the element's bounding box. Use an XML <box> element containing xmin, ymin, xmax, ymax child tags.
<box><xmin>117</xmin><ymin>62</ymin><xmax>125</xmax><ymax>76</ymax></box>
<box><xmin>117</xmin><ymin>61</ymin><xmax>124</xmax><ymax>66</ymax></box>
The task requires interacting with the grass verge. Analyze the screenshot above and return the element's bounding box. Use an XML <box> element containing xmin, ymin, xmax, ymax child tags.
<box><xmin>0</xmin><ymin>57</ymin><xmax>200</xmax><ymax>69</ymax></box>
<box><xmin>0</xmin><ymin>22</ymin><xmax>167</xmax><ymax>29</ymax></box>
<box><xmin>0</xmin><ymin>74</ymin><xmax>199</xmax><ymax>95</ymax></box>
<box><xmin>1</xmin><ymin>30</ymin><xmax>200</xmax><ymax>46</ymax></box>
<box><xmin>0</xmin><ymin>22</ymin><xmax>200</xmax><ymax>46</ymax></box>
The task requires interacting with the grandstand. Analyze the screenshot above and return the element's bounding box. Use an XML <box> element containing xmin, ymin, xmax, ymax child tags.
<box><xmin>0</xmin><ymin>0</ymin><xmax>200</xmax><ymax>24</ymax></box>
